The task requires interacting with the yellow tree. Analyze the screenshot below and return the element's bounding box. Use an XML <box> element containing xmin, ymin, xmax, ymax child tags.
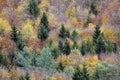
<box><xmin>0</xmin><ymin>18</ymin><xmax>11</xmax><ymax>34</ymax></box>
<box><xmin>21</xmin><ymin>20</ymin><xmax>36</xmax><ymax>42</ymax></box>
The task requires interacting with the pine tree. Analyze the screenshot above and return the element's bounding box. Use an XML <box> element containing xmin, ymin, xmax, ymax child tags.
<box><xmin>51</xmin><ymin>47</ymin><xmax>60</xmax><ymax>59</ymax></box>
<box><xmin>11</xmin><ymin>25</ymin><xmax>19</xmax><ymax>42</ymax></box>
<box><xmin>11</xmin><ymin>25</ymin><xmax>25</xmax><ymax>50</ymax></box>
<box><xmin>86</xmin><ymin>38</ymin><xmax>95</xmax><ymax>54</ymax></box>
<box><xmin>38</xmin><ymin>23</ymin><xmax>49</xmax><ymax>42</ymax></box>
<box><xmin>59</xmin><ymin>24</ymin><xmax>69</xmax><ymax>39</ymax></box>
<box><xmin>24</xmin><ymin>72</ymin><xmax>30</xmax><ymax>80</ymax></box>
<box><xmin>96</xmin><ymin>33</ymin><xmax>106</xmax><ymax>54</ymax></box>
<box><xmin>58</xmin><ymin>39</ymin><xmax>64</xmax><ymax>53</ymax></box>
<box><xmin>81</xmin><ymin>41</ymin><xmax>86</xmax><ymax>56</ymax></box>
<box><xmin>17</xmin><ymin>32</ymin><xmax>25</xmax><ymax>50</ymax></box>
<box><xmin>63</xmin><ymin>40</ymin><xmax>71</xmax><ymax>55</ymax></box>
<box><xmin>73</xmin><ymin>41</ymin><xmax>79</xmax><ymax>49</ymax></box>
<box><xmin>40</xmin><ymin>12</ymin><xmax>50</xmax><ymax>31</ymax></box>
<box><xmin>31</xmin><ymin>47</ymin><xmax>38</xmax><ymax>66</ymax></box>
<box><xmin>28</xmin><ymin>0</ymin><xmax>40</xmax><ymax>19</ymax></box>
<box><xmin>113</xmin><ymin>43</ymin><xmax>118</xmax><ymax>53</ymax></box>
<box><xmin>71</xmin><ymin>29</ymin><xmax>78</xmax><ymax>41</ymax></box>
<box><xmin>57</xmin><ymin>61</ymin><xmax>64</xmax><ymax>72</ymax></box>
<box><xmin>89</xmin><ymin>0</ymin><xmax>98</xmax><ymax>16</ymax></box>
<box><xmin>72</xmin><ymin>65</ymin><xmax>89</xmax><ymax>80</ymax></box>
<box><xmin>93</xmin><ymin>24</ymin><xmax>101</xmax><ymax>45</ymax></box>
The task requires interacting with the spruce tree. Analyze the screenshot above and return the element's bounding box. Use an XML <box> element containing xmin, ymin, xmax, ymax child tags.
<box><xmin>72</xmin><ymin>65</ymin><xmax>89</xmax><ymax>80</ymax></box>
<box><xmin>71</xmin><ymin>29</ymin><xmax>78</xmax><ymax>41</ymax></box>
<box><xmin>38</xmin><ymin>23</ymin><xmax>49</xmax><ymax>42</ymax></box>
<box><xmin>81</xmin><ymin>41</ymin><xmax>86</xmax><ymax>56</ymax></box>
<box><xmin>86</xmin><ymin>38</ymin><xmax>95</xmax><ymax>54</ymax></box>
<box><xmin>93</xmin><ymin>24</ymin><xmax>101</xmax><ymax>45</ymax></box>
<box><xmin>63</xmin><ymin>40</ymin><xmax>71</xmax><ymax>55</ymax></box>
<box><xmin>113</xmin><ymin>43</ymin><xmax>118</xmax><ymax>53</ymax></box>
<box><xmin>89</xmin><ymin>0</ymin><xmax>98</xmax><ymax>16</ymax></box>
<box><xmin>28</xmin><ymin>0</ymin><xmax>40</xmax><ymax>19</ymax></box>
<box><xmin>58</xmin><ymin>39</ymin><xmax>64</xmax><ymax>53</ymax></box>
<box><xmin>16</xmin><ymin>32</ymin><xmax>25</xmax><ymax>50</ymax></box>
<box><xmin>11</xmin><ymin>25</ymin><xmax>19</xmax><ymax>42</ymax></box>
<box><xmin>40</xmin><ymin>12</ymin><xmax>50</xmax><ymax>31</ymax></box>
<box><xmin>59</xmin><ymin>24</ymin><xmax>69</xmax><ymax>39</ymax></box>
<box><xmin>24</xmin><ymin>72</ymin><xmax>30</xmax><ymax>80</ymax></box>
<box><xmin>73</xmin><ymin>41</ymin><xmax>79</xmax><ymax>49</ymax></box>
<box><xmin>96</xmin><ymin>34</ymin><xmax>106</xmax><ymax>54</ymax></box>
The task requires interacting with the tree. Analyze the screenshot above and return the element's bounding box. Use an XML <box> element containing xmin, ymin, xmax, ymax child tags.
<box><xmin>11</xmin><ymin>25</ymin><xmax>25</xmax><ymax>50</ymax></box>
<box><xmin>24</xmin><ymin>72</ymin><xmax>30</xmax><ymax>80</ymax></box>
<box><xmin>72</xmin><ymin>41</ymin><xmax>79</xmax><ymax>49</ymax></box>
<box><xmin>21</xmin><ymin>22</ymin><xmax>36</xmax><ymax>42</ymax></box>
<box><xmin>51</xmin><ymin>47</ymin><xmax>60</xmax><ymax>59</ymax></box>
<box><xmin>19</xmin><ymin>72</ymin><xmax>30</xmax><ymax>80</ymax></box>
<box><xmin>89</xmin><ymin>0</ymin><xmax>98</xmax><ymax>16</ymax></box>
<box><xmin>113</xmin><ymin>43</ymin><xmax>118</xmax><ymax>53</ymax></box>
<box><xmin>93</xmin><ymin>24</ymin><xmax>101</xmax><ymax>45</ymax></box>
<box><xmin>72</xmin><ymin>65</ymin><xmax>89</xmax><ymax>80</ymax></box>
<box><xmin>71</xmin><ymin>29</ymin><xmax>78</xmax><ymax>41</ymax></box>
<box><xmin>96</xmin><ymin>33</ymin><xmax>106</xmax><ymax>54</ymax></box>
<box><xmin>11</xmin><ymin>25</ymin><xmax>19</xmax><ymax>42</ymax></box>
<box><xmin>13</xmin><ymin>47</ymin><xmax>32</xmax><ymax>68</ymax></box>
<box><xmin>86</xmin><ymin>38</ymin><xmax>95</xmax><ymax>54</ymax></box>
<box><xmin>40</xmin><ymin>12</ymin><xmax>50</xmax><ymax>31</ymax></box>
<box><xmin>0</xmin><ymin>52</ymin><xmax>8</xmax><ymax>67</ymax></box>
<box><xmin>59</xmin><ymin>24</ymin><xmax>70</xmax><ymax>39</ymax></box>
<box><xmin>35</xmin><ymin>46</ymin><xmax>56</xmax><ymax>71</ymax></box>
<box><xmin>81</xmin><ymin>41</ymin><xmax>86</xmax><ymax>56</ymax></box>
<box><xmin>63</xmin><ymin>40</ymin><xmax>71</xmax><ymax>55</ymax></box>
<box><xmin>38</xmin><ymin>23</ymin><xmax>49</xmax><ymax>42</ymax></box>
<box><xmin>28</xmin><ymin>0</ymin><xmax>40</xmax><ymax>19</ymax></box>
<box><xmin>58</xmin><ymin>39</ymin><xmax>64</xmax><ymax>53</ymax></box>
<box><xmin>16</xmin><ymin>32</ymin><xmax>25</xmax><ymax>50</ymax></box>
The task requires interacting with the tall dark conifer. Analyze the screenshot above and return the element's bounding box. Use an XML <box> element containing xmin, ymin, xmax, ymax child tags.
<box><xmin>93</xmin><ymin>24</ymin><xmax>101</xmax><ymax>45</ymax></box>
<box><xmin>28</xmin><ymin>0</ymin><xmax>40</xmax><ymax>19</ymax></box>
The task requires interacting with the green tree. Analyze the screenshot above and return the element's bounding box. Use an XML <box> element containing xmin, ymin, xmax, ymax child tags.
<box><xmin>58</xmin><ymin>39</ymin><xmax>64</xmax><ymax>53</ymax></box>
<box><xmin>86</xmin><ymin>38</ymin><xmax>95</xmax><ymax>54</ymax></box>
<box><xmin>13</xmin><ymin>47</ymin><xmax>31</xmax><ymax>68</ymax></box>
<box><xmin>89</xmin><ymin>0</ymin><xmax>98</xmax><ymax>16</ymax></box>
<box><xmin>72</xmin><ymin>65</ymin><xmax>89</xmax><ymax>80</ymax></box>
<box><xmin>72</xmin><ymin>41</ymin><xmax>79</xmax><ymax>49</ymax></box>
<box><xmin>63</xmin><ymin>40</ymin><xmax>71</xmax><ymax>55</ymax></box>
<box><xmin>28</xmin><ymin>0</ymin><xmax>40</xmax><ymax>19</ymax></box>
<box><xmin>85</xmin><ymin>14</ymin><xmax>92</xmax><ymax>27</ymax></box>
<box><xmin>0</xmin><ymin>52</ymin><xmax>8</xmax><ymax>67</ymax></box>
<box><xmin>24</xmin><ymin>72</ymin><xmax>30</xmax><ymax>80</ymax></box>
<box><xmin>38</xmin><ymin>23</ymin><xmax>49</xmax><ymax>42</ymax></box>
<box><xmin>93</xmin><ymin>24</ymin><xmax>101</xmax><ymax>45</ymax></box>
<box><xmin>81</xmin><ymin>41</ymin><xmax>86</xmax><ymax>56</ymax></box>
<box><xmin>35</xmin><ymin>46</ymin><xmax>56</xmax><ymax>72</ymax></box>
<box><xmin>71</xmin><ymin>29</ymin><xmax>78</xmax><ymax>41</ymax></box>
<box><xmin>40</xmin><ymin>12</ymin><xmax>50</xmax><ymax>31</ymax></box>
<box><xmin>96</xmin><ymin>33</ymin><xmax>106</xmax><ymax>54</ymax></box>
<box><xmin>113</xmin><ymin>43</ymin><xmax>118</xmax><ymax>53</ymax></box>
<box><xmin>17</xmin><ymin>32</ymin><xmax>25</xmax><ymax>50</ymax></box>
<box><xmin>59</xmin><ymin>24</ymin><xmax>70</xmax><ymax>39</ymax></box>
<box><xmin>11</xmin><ymin>25</ymin><xmax>19</xmax><ymax>42</ymax></box>
<box><xmin>57</xmin><ymin>61</ymin><xmax>64</xmax><ymax>72</ymax></box>
<box><xmin>51</xmin><ymin>47</ymin><xmax>60</xmax><ymax>59</ymax></box>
